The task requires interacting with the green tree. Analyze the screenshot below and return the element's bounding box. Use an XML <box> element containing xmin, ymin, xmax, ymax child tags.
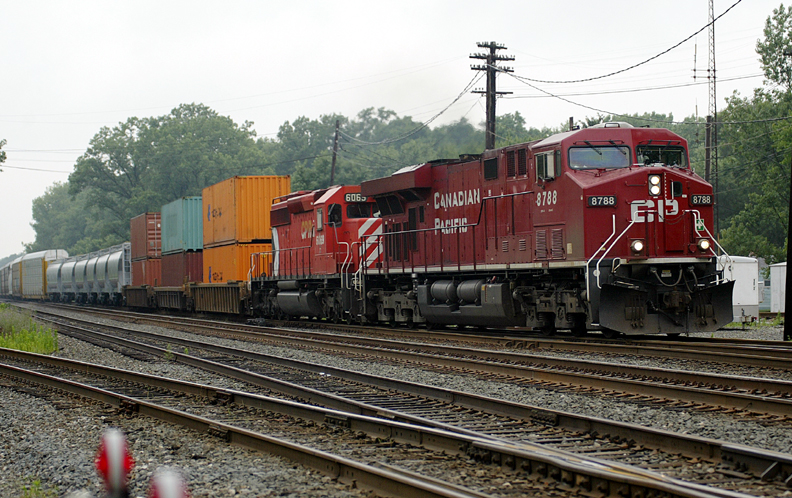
<box><xmin>68</xmin><ymin>103</ymin><xmax>267</xmax><ymax>240</ymax></box>
<box><xmin>25</xmin><ymin>183</ymin><xmax>124</xmax><ymax>254</ymax></box>
<box><xmin>713</xmin><ymin>4</ymin><xmax>792</xmax><ymax>263</ymax></box>
<box><xmin>757</xmin><ymin>3</ymin><xmax>792</xmax><ymax>90</ymax></box>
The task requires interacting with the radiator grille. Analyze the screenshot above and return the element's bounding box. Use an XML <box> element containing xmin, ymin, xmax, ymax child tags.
<box><xmin>551</xmin><ymin>229</ymin><xmax>565</xmax><ymax>259</ymax></box>
<box><xmin>536</xmin><ymin>230</ymin><xmax>547</xmax><ymax>259</ymax></box>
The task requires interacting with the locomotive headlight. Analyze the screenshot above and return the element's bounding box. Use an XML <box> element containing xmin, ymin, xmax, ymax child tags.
<box><xmin>648</xmin><ymin>175</ymin><xmax>662</xmax><ymax>196</ymax></box>
<box><xmin>697</xmin><ymin>238</ymin><xmax>711</xmax><ymax>252</ymax></box>
<box><xmin>630</xmin><ymin>239</ymin><xmax>645</xmax><ymax>254</ymax></box>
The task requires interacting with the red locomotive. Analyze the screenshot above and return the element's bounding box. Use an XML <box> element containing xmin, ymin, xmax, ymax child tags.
<box><xmin>252</xmin><ymin>122</ymin><xmax>733</xmax><ymax>337</ymax></box>
<box><xmin>251</xmin><ymin>185</ymin><xmax>382</xmax><ymax>322</ymax></box>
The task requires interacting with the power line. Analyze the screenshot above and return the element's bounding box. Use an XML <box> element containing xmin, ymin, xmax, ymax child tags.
<box><xmin>507</xmin><ymin>71</ymin><xmax>792</xmax><ymax>126</ymax></box>
<box><xmin>0</xmin><ymin>164</ymin><xmax>71</xmax><ymax>174</ymax></box>
<box><xmin>503</xmin><ymin>74</ymin><xmax>761</xmax><ymax>99</ymax></box>
<box><xmin>515</xmin><ymin>0</ymin><xmax>742</xmax><ymax>84</ymax></box>
<box><xmin>339</xmin><ymin>72</ymin><xmax>484</xmax><ymax>147</ymax></box>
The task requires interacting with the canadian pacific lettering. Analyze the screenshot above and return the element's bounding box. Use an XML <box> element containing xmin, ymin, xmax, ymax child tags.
<box><xmin>434</xmin><ymin>217</ymin><xmax>469</xmax><ymax>234</ymax></box>
<box><xmin>434</xmin><ymin>189</ymin><xmax>480</xmax><ymax>210</ymax></box>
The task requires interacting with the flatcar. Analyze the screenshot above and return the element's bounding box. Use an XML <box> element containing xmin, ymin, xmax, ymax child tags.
<box><xmin>251</xmin><ymin>123</ymin><xmax>733</xmax><ymax>337</ymax></box>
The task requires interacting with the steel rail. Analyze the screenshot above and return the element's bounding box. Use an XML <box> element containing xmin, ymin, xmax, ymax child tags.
<box><xmin>27</xmin><ymin>317</ymin><xmax>792</xmax><ymax>483</ymax></box>
<box><xmin>0</xmin><ymin>350</ymin><xmax>767</xmax><ymax>498</ymax></box>
<box><xmin>35</xmin><ymin>310</ymin><xmax>792</xmax><ymax>419</ymax></box>
<box><xmin>44</xmin><ymin>304</ymin><xmax>792</xmax><ymax>371</ymax></box>
<box><xmin>0</xmin><ymin>359</ymin><xmax>489</xmax><ymax>498</ymax></box>
<box><xmin>34</xmin><ymin>303</ymin><xmax>792</xmax><ymax>368</ymax></box>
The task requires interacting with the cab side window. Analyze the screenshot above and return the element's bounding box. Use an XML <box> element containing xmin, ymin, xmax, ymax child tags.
<box><xmin>328</xmin><ymin>204</ymin><xmax>342</xmax><ymax>227</ymax></box>
<box><xmin>536</xmin><ymin>150</ymin><xmax>562</xmax><ymax>181</ymax></box>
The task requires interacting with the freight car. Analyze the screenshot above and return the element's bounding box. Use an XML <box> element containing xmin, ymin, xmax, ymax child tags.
<box><xmin>1</xmin><ymin>126</ymin><xmax>737</xmax><ymax>337</ymax></box>
<box><xmin>0</xmin><ymin>250</ymin><xmax>70</xmax><ymax>300</ymax></box>
<box><xmin>47</xmin><ymin>244</ymin><xmax>131</xmax><ymax>305</ymax></box>
<box><xmin>250</xmin><ymin>123</ymin><xmax>734</xmax><ymax>337</ymax></box>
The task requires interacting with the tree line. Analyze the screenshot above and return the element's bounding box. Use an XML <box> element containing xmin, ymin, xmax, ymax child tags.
<box><xmin>19</xmin><ymin>4</ymin><xmax>792</xmax><ymax>267</ymax></box>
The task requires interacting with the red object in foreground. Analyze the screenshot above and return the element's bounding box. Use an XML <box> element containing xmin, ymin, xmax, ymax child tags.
<box><xmin>95</xmin><ymin>428</ymin><xmax>135</xmax><ymax>498</ymax></box>
<box><xmin>148</xmin><ymin>469</ymin><xmax>190</xmax><ymax>498</ymax></box>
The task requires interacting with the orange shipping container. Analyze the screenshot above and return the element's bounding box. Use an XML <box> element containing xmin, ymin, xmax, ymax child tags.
<box><xmin>203</xmin><ymin>243</ymin><xmax>272</xmax><ymax>284</ymax></box>
<box><xmin>202</xmin><ymin>175</ymin><xmax>291</xmax><ymax>248</ymax></box>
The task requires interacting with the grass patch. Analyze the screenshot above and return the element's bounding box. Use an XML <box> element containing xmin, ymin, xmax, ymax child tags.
<box><xmin>0</xmin><ymin>304</ymin><xmax>58</xmax><ymax>354</ymax></box>
<box><xmin>20</xmin><ymin>478</ymin><xmax>58</xmax><ymax>498</ymax></box>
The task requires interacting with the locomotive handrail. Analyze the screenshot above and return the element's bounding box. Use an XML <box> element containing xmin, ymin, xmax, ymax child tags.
<box><xmin>585</xmin><ymin>214</ymin><xmax>617</xmax><ymax>303</ymax></box>
<box><xmin>593</xmin><ymin>211</ymin><xmax>648</xmax><ymax>290</ymax></box>
<box><xmin>345</xmin><ymin>241</ymin><xmax>361</xmax><ymax>289</ymax></box>
<box><xmin>687</xmin><ymin>209</ymin><xmax>733</xmax><ymax>282</ymax></box>
<box><xmin>331</xmin><ymin>224</ymin><xmax>352</xmax><ymax>289</ymax></box>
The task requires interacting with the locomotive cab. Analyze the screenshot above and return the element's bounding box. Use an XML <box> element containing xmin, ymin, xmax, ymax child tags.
<box><xmin>552</xmin><ymin>123</ymin><xmax>733</xmax><ymax>335</ymax></box>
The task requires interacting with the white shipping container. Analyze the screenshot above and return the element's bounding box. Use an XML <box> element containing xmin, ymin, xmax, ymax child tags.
<box><xmin>21</xmin><ymin>257</ymin><xmax>47</xmax><ymax>298</ymax></box>
<box><xmin>770</xmin><ymin>262</ymin><xmax>787</xmax><ymax>313</ymax></box>
<box><xmin>718</xmin><ymin>256</ymin><xmax>762</xmax><ymax>323</ymax></box>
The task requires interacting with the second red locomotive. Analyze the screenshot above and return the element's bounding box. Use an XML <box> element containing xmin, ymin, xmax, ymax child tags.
<box><xmin>251</xmin><ymin>122</ymin><xmax>733</xmax><ymax>336</ymax></box>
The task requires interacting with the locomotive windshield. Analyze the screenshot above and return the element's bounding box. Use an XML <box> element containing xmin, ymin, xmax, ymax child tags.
<box><xmin>347</xmin><ymin>203</ymin><xmax>377</xmax><ymax>218</ymax></box>
<box><xmin>636</xmin><ymin>145</ymin><xmax>687</xmax><ymax>168</ymax></box>
<box><xmin>568</xmin><ymin>145</ymin><xmax>631</xmax><ymax>170</ymax></box>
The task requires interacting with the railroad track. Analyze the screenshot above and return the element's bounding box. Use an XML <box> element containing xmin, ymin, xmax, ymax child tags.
<box><xmin>18</xmin><ymin>308</ymin><xmax>792</xmax><ymax>495</ymax></box>
<box><xmin>0</xmin><ymin>347</ymin><xmax>784</xmax><ymax>498</ymax></box>
<box><xmin>43</xmin><ymin>303</ymin><xmax>792</xmax><ymax>372</ymax></box>
<box><xmin>30</xmin><ymin>305</ymin><xmax>792</xmax><ymax>419</ymax></box>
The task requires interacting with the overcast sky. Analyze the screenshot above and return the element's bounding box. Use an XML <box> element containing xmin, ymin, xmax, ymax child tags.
<box><xmin>0</xmin><ymin>0</ymin><xmax>780</xmax><ymax>258</ymax></box>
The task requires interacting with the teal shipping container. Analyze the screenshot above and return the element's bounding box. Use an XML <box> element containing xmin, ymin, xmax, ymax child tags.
<box><xmin>162</xmin><ymin>197</ymin><xmax>204</xmax><ymax>255</ymax></box>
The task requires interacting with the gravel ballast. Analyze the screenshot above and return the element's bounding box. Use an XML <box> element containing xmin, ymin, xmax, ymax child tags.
<box><xmin>2</xmin><ymin>308</ymin><xmax>790</xmax><ymax>496</ymax></box>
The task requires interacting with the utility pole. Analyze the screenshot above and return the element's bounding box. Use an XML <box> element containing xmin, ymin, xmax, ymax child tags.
<box><xmin>785</xmin><ymin>150</ymin><xmax>791</xmax><ymax>341</ymax></box>
<box><xmin>330</xmin><ymin>119</ymin><xmax>339</xmax><ymax>185</ymax></box>
<box><xmin>708</xmin><ymin>0</ymin><xmax>719</xmax><ymax>235</ymax></box>
<box><xmin>471</xmin><ymin>42</ymin><xmax>514</xmax><ymax>150</ymax></box>
<box><xmin>783</xmin><ymin>50</ymin><xmax>792</xmax><ymax>341</ymax></box>
<box><xmin>705</xmin><ymin>116</ymin><xmax>712</xmax><ymax>183</ymax></box>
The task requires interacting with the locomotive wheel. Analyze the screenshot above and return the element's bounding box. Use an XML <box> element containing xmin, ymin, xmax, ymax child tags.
<box><xmin>601</xmin><ymin>328</ymin><xmax>621</xmax><ymax>339</ymax></box>
<box><xmin>539</xmin><ymin>325</ymin><xmax>556</xmax><ymax>337</ymax></box>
